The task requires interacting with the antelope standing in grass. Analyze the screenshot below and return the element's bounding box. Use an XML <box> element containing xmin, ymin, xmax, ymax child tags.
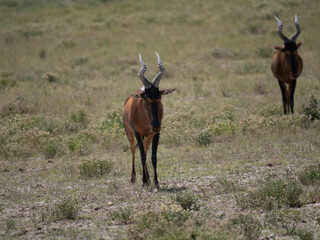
<box><xmin>271</xmin><ymin>14</ymin><xmax>303</xmax><ymax>114</ymax></box>
<box><xmin>122</xmin><ymin>53</ymin><xmax>175</xmax><ymax>188</ymax></box>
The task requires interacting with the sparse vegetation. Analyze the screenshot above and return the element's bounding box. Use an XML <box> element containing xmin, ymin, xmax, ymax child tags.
<box><xmin>236</xmin><ymin>175</ymin><xmax>303</xmax><ymax>210</ymax></box>
<box><xmin>1</xmin><ymin>0</ymin><xmax>320</xmax><ymax>239</ymax></box>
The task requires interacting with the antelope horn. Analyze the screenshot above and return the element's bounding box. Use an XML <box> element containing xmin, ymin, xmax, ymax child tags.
<box><xmin>290</xmin><ymin>14</ymin><xmax>301</xmax><ymax>42</ymax></box>
<box><xmin>274</xmin><ymin>14</ymin><xmax>290</xmax><ymax>43</ymax></box>
<box><xmin>138</xmin><ymin>54</ymin><xmax>152</xmax><ymax>89</ymax></box>
<box><xmin>152</xmin><ymin>52</ymin><xmax>165</xmax><ymax>88</ymax></box>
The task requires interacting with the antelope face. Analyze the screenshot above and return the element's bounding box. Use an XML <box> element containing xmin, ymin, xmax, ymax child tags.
<box><xmin>143</xmin><ymin>86</ymin><xmax>162</xmax><ymax>133</ymax></box>
<box><xmin>284</xmin><ymin>41</ymin><xmax>302</xmax><ymax>79</ymax></box>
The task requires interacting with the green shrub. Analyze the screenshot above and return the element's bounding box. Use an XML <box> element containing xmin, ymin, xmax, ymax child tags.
<box><xmin>5</xmin><ymin>218</ymin><xmax>16</xmax><ymax>231</ymax></box>
<box><xmin>41</xmin><ymin>139</ymin><xmax>60</xmax><ymax>159</ymax></box>
<box><xmin>298</xmin><ymin>165</ymin><xmax>320</xmax><ymax>185</ymax></box>
<box><xmin>256</xmin><ymin>47</ymin><xmax>273</xmax><ymax>58</ymax></box>
<box><xmin>196</xmin><ymin>129</ymin><xmax>212</xmax><ymax>146</ymax></box>
<box><xmin>128</xmin><ymin>204</ymin><xmax>191</xmax><ymax>239</ymax></box>
<box><xmin>0</xmin><ymin>73</ymin><xmax>17</xmax><ymax>90</ymax></box>
<box><xmin>0</xmin><ymin>101</ymin><xmax>33</xmax><ymax>118</ymax></box>
<box><xmin>66</xmin><ymin>106</ymin><xmax>90</xmax><ymax>132</ymax></box>
<box><xmin>0</xmin><ymin>114</ymin><xmax>61</xmax><ymax>158</ymax></box>
<box><xmin>264</xmin><ymin>209</ymin><xmax>301</xmax><ymax>236</ymax></box>
<box><xmin>231</xmin><ymin>214</ymin><xmax>261</xmax><ymax>240</ymax></box>
<box><xmin>236</xmin><ymin>175</ymin><xmax>303</xmax><ymax>210</ymax></box>
<box><xmin>79</xmin><ymin>158</ymin><xmax>113</xmax><ymax>179</ymax></box>
<box><xmin>297</xmin><ymin>228</ymin><xmax>314</xmax><ymax>240</ymax></box>
<box><xmin>109</xmin><ymin>207</ymin><xmax>133</xmax><ymax>224</ymax></box>
<box><xmin>43</xmin><ymin>196</ymin><xmax>81</xmax><ymax>221</ymax></box>
<box><xmin>174</xmin><ymin>192</ymin><xmax>200</xmax><ymax>211</ymax></box>
<box><xmin>214</xmin><ymin>176</ymin><xmax>242</xmax><ymax>194</ymax></box>
<box><xmin>303</xmin><ymin>95</ymin><xmax>320</xmax><ymax>121</ymax></box>
<box><xmin>68</xmin><ymin>130</ymin><xmax>96</xmax><ymax>156</ymax></box>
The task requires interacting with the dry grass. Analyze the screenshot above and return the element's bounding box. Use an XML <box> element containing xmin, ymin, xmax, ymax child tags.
<box><xmin>1</xmin><ymin>0</ymin><xmax>320</xmax><ymax>239</ymax></box>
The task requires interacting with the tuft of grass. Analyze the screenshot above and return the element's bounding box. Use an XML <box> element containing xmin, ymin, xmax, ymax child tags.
<box><xmin>109</xmin><ymin>207</ymin><xmax>133</xmax><ymax>224</ymax></box>
<box><xmin>43</xmin><ymin>196</ymin><xmax>81</xmax><ymax>221</ymax></box>
<box><xmin>79</xmin><ymin>158</ymin><xmax>113</xmax><ymax>179</ymax></box>
<box><xmin>5</xmin><ymin>218</ymin><xmax>16</xmax><ymax>231</ymax></box>
<box><xmin>174</xmin><ymin>192</ymin><xmax>200</xmax><ymax>211</ymax></box>
<box><xmin>298</xmin><ymin>165</ymin><xmax>320</xmax><ymax>185</ymax></box>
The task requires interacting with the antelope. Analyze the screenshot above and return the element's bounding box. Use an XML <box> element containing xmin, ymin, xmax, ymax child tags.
<box><xmin>271</xmin><ymin>14</ymin><xmax>303</xmax><ymax>114</ymax></box>
<box><xmin>122</xmin><ymin>53</ymin><xmax>175</xmax><ymax>188</ymax></box>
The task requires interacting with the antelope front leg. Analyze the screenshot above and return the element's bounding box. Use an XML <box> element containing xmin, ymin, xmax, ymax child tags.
<box><xmin>152</xmin><ymin>133</ymin><xmax>160</xmax><ymax>189</ymax></box>
<box><xmin>134</xmin><ymin>132</ymin><xmax>150</xmax><ymax>186</ymax></box>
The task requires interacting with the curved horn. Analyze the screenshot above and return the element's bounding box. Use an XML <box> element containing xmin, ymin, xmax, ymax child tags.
<box><xmin>138</xmin><ymin>54</ymin><xmax>152</xmax><ymax>89</ymax></box>
<box><xmin>274</xmin><ymin>15</ymin><xmax>290</xmax><ymax>43</ymax></box>
<box><xmin>152</xmin><ymin>52</ymin><xmax>165</xmax><ymax>88</ymax></box>
<box><xmin>290</xmin><ymin>14</ymin><xmax>301</xmax><ymax>42</ymax></box>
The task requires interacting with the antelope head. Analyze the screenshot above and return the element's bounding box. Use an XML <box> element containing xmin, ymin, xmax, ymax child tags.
<box><xmin>133</xmin><ymin>52</ymin><xmax>175</xmax><ymax>133</ymax></box>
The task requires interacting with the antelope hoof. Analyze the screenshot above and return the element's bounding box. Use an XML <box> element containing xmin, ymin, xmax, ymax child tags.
<box><xmin>131</xmin><ymin>175</ymin><xmax>136</xmax><ymax>183</ymax></box>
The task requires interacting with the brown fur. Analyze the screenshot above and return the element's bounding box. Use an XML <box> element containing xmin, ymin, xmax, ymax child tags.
<box><xmin>122</xmin><ymin>88</ymin><xmax>175</xmax><ymax>186</ymax></box>
<box><xmin>271</xmin><ymin>42</ymin><xmax>303</xmax><ymax>114</ymax></box>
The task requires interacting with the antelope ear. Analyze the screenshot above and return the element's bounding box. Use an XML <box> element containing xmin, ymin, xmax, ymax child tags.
<box><xmin>160</xmin><ymin>88</ymin><xmax>176</xmax><ymax>95</ymax></box>
<box><xmin>296</xmin><ymin>41</ymin><xmax>303</xmax><ymax>49</ymax></box>
<box><xmin>272</xmin><ymin>46</ymin><xmax>284</xmax><ymax>51</ymax></box>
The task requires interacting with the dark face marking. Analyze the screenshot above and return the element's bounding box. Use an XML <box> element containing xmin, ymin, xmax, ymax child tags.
<box><xmin>284</xmin><ymin>41</ymin><xmax>298</xmax><ymax>78</ymax></box>
<box><xmin>143</xmin><ymin>86</ymin><xmax>162</xmax><ymax>132</ymax></box>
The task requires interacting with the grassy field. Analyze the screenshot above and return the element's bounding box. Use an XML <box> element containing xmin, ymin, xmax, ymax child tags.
<box><xmin>1</xmin><ymin>0</ymin><xmax>320</xmax><ymax>239</ymax></box>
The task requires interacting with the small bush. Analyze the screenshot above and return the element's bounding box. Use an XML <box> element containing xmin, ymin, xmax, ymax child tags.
<box><xmin>68</xmin><ymin>130</ymin><xmax>96</xmax><ymax>156</ymax></box>
<box><xmin>39</xmin><ymin>48</ymin><xmax>46</xmax><ymax>59</ymax></box>
<box><xmin>297</xmin><ymin>228</ymin><xmax>314</xmax><ymax>240</ymax></box>
<box><xmin>5</xmin><ymin>218</ymin><xmax>16</xmax><ymax>231</ymax></box>
<box><xmin>0</xmin><ymin>101</ymin><xmax>33</xmax><ymax>118</ymax></box>
<box><xmin>41</xmin><ymin>139</ymin><xmax>60</xmax><ymax>159</ymax></box>
<box><xmin>66</xmin><ymin>106</ymin><xmax>90</xmax><ymax>132</ymax></box>
<box><xmin>43</xmin><ymin>196</ymin><xmax>81</xmax><ymax>221</ymax></box>
<box><xmin>109</xmin><ymin>207</ymin><xmax>133</xmax><ymax>224</ymax></box>
<box><xmin>128</xmin><ymin>204</ymin><xmax>191</xmax><ymax>239</ymax></box>
<box><xmin>256</xmin><ymin>47</ymin><xmax>273</xmax><ymax>58</ymax></box>
<box><xmin>0</xmin><ymin>78</ymin><xmax>17</xmax><ymax>89</ymax></box>
<box><xmin>298</xmin><ymin>165</ymin><xmax>320</xmax><ymax>185</ymax></box>
<box><xmin>79</xmin><ymin>158</ymin><xmax>113</xmax><ymax>179</ymax></box>
<box><xmin>236</xmin><ymin>175</ymin><xmax>303</xmax><ymax>210</ymax></box>
<box><xmin>174</xmin><ymin>192</ymin><xmax>200</xmax><ymax>211</ymax></box>
<box><xmin>231</xmin><ymin>214</ymin><xmax>261</xmax><ymax>240</ymax></box>
<box><xmin>196</xmin><ymin>129</ymin><xmax>212</xmax><ymax>146</ymax></box>
<box><xmin>303</xmin><ymin>95</ymin><xmax>320</xmax><ymax>121</ymax></box>
<box><xmin>214</xmin><ymin>176</ymin><xmax>242</xmax><ymax>194</ymax></box>
<box><xmin>264</xmin><ymin>209</ymin><xmax>301</xmax><ymax>236</ymax></box>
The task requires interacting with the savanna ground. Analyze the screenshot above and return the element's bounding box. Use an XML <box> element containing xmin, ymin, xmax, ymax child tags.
<box><xmin>1</xmin><ymin>0</ymin><xmax>320</xmax><ymax>239</ymax></box>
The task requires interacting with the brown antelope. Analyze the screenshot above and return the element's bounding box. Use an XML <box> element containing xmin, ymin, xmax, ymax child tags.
<box><xmin>271</xmin><ymin>14</ymin><xmax>303</xmax><ymax>114</ymax></box>
<box><xmin>122</xmin><ymin>53</ymin><xmax>175</xmax><ymax>188</ymax></box>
